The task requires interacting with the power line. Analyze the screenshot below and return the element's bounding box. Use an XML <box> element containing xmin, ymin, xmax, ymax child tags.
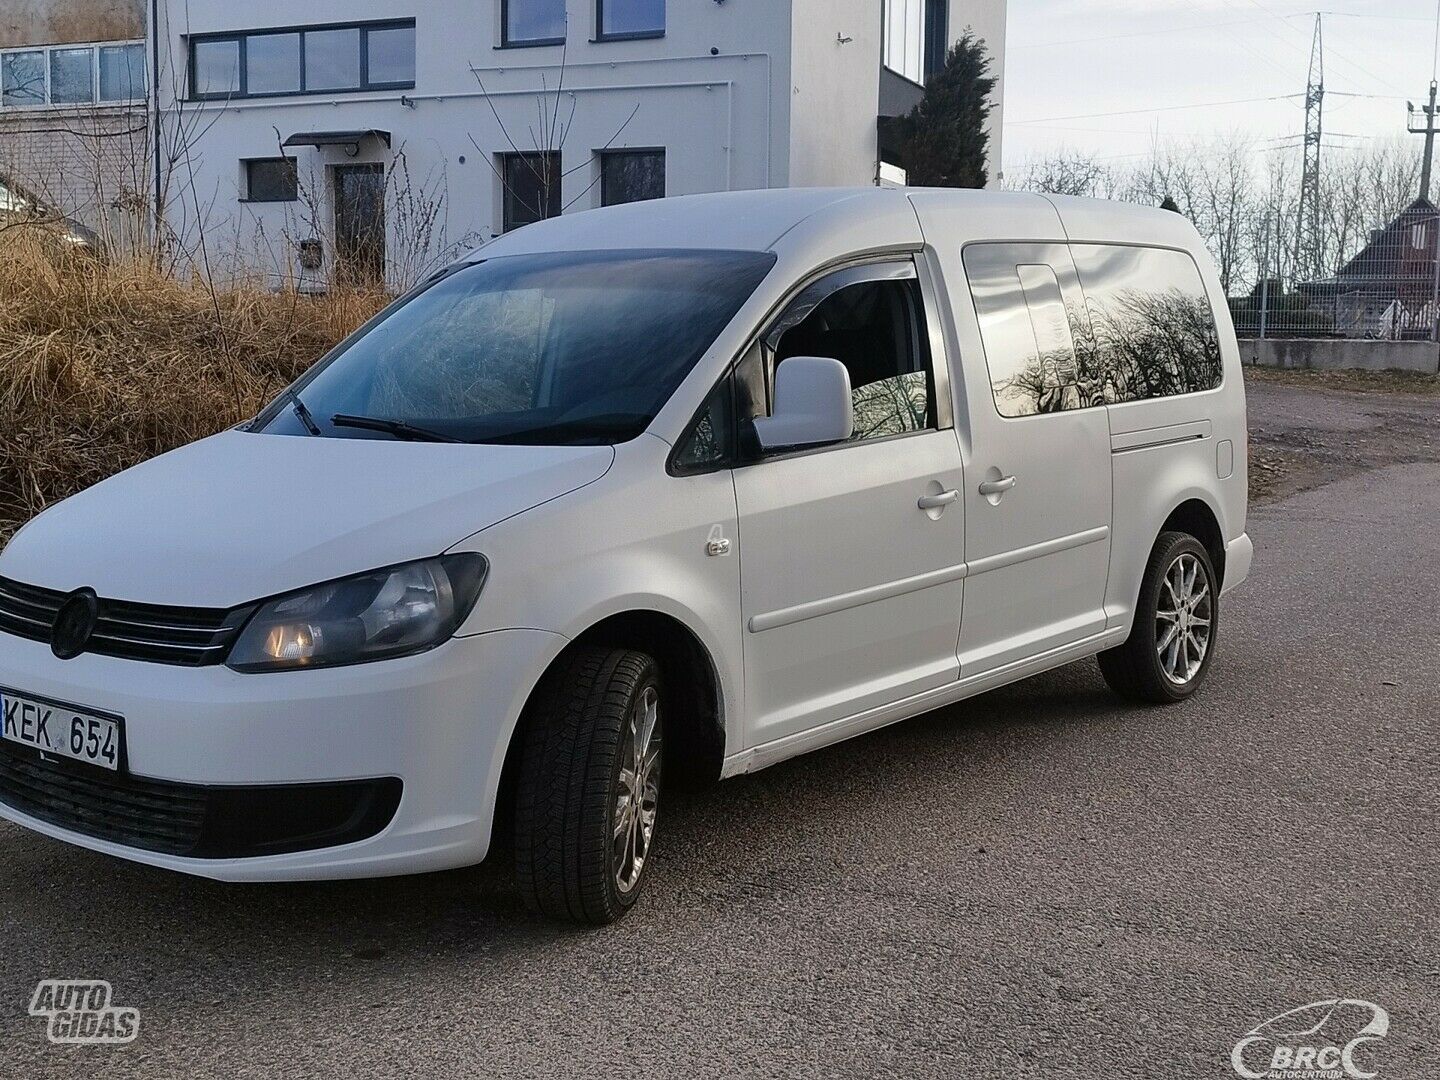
<box><xmin>1008</xmin><ymin>94</ymin><xmax>1300</xmax><ymax>127</ymax></box>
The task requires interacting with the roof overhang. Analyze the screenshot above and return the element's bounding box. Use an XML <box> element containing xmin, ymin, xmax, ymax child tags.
<box><xmin>282</xmin><ymin>129</ymin><xmax>392</xmax><ymax>156</ymax></box>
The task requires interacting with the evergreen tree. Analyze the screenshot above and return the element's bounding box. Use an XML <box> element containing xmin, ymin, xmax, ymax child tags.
<box><xmin>1160</xmin><ymin>196</ymin><xmax>1183</xmax><ymax>214</ymax></box>
<box><xmin>895</xmin><ymin>33</ymin><xmax>996</xmax><ymax>188</ymax></box>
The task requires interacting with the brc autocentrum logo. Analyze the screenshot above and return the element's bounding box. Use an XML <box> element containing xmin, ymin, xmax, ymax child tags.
<box><xmin>1231</xmin><ymin>999</ymin><xmax>1389</xmax><ymax>1080</ymax></box>
<box><xmin>29</xmin><ymin>980</ymin><xmax>140</xmax><ymax>1045</ymax></box>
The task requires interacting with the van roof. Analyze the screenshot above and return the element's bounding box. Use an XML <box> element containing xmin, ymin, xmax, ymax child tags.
<box><xmin>466</xmin><ymin>187</ymin><xmax>1198</xmax><ymax>259</ymax></box>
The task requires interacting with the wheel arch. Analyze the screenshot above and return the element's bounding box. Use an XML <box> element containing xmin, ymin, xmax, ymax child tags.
<box><xmin>490</xmin><ymin>608</ymin><xmax>727</xmax><ymax>846</ymax></box>
<box><xmin>1160</xmin><ymin>496</ymin><xmax>1226</xmax><ymax>588</ymax></box>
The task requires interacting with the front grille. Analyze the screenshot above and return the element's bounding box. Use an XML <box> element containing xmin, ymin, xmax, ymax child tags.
<box><xmin>0</xmin><ymin>742</ymin><xmax>402</xmax><ymax>858</ymax></box>
<box><xmin>0</xmin><ymin>744</ymin><xmax>207</xmax><ymax>855</ymax></box>
<box><xmin>0</xmin><ymin>576</ymin><xmax>251</xmax><ymax>667</ymax></box>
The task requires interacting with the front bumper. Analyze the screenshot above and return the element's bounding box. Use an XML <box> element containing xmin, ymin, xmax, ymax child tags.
<box><xmin>0</xmin><ymin>628</ymin><xmax>563</xmax><ymax>880</ymax></box>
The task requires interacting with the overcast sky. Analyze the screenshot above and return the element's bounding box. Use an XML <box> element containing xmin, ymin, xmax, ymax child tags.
<box><xmin>1000</xmin><ymin>0</ymin><xmax>1440</xmax><ymax>180</ymax></box>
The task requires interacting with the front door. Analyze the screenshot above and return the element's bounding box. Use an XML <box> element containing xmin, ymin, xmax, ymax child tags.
<box><xmin>334</xmin><ymin>164</ymin><xmax>386</xmax><ymax>284</ymax></box>
<box><xmin>733</xmin><ymin>260</ymin><xmax>967</xmax><ymax>748</ymax></box>
<box><xmin>952</xmin><ymin>242</ymin><xmax>1112</xmax><ymax>676</ymax></box>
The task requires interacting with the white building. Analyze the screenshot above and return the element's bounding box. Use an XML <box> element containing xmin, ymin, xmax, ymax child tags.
<box><xmin>149</xmin><ymin>0</ymin><xmax>1006</xmax><ymax>284</ymax></box>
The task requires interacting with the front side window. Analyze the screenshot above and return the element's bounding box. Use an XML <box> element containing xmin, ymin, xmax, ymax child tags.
<box><xmin>504</xmin><ymin>0</ymin><xmax>567</xmax><ymax>45</ymax></box>
<box><xmin>259</xmin><ymin>249</ymin><xmax>776</xmax><ymax>446</ymax></box>
<box><xmin>740</xmin><ymin>264</ymin><xmax>935</xmax><ymax>446</ymax></box>
<box><xmin>1070</xmin><ymin>244</ymin><xmax>1224</xmax><ymax>403</ymax></box>
<box><xmin>600</xmin><ymin>149</ymin><xmax>665</xmax><ymax>207</ymax></box>
<box><xmin>598</xmin><ymin>0</ymin><xmax>665</xmax><ymax>40</ymax></box>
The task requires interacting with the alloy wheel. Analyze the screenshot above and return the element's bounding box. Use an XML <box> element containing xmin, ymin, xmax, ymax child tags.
<box><xmin>1155</xmin><ymin>552</ymin><xmax>1213</xmax><ymax>685</ymax></box>
<box><xmin>612</xmin><ymin>685</ymin><xmax>661</xmax><ymax>895</ymax></box>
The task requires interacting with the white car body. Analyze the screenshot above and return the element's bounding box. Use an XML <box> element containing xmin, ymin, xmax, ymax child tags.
<box><xmin>0</xmin><ymin>188</ymin><xmax>1251</xmax><ymax>881</ymax></box>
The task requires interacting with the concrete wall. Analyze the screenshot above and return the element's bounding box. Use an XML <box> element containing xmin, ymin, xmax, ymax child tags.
<box><xmin>1241</xmin><ymin>338</ymin><xmax>1440</xmax><ymax>375</ymax></box>
<box><xmin>0</xmin><ymin>0</ymin><xmax>142</xmax><ymax>48</ymax></box>
<box><xmin>788</xmin><ymin>0</ymin><xmax>880</xmax><ymax>188</ymax></box>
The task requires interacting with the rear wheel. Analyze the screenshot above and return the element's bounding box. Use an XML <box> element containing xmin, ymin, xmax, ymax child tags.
<box><xmin>1099</xmin><ymin>532</ymin><xmax>1218</xmax><ymax>704</ymax></box>
<box><xmin>513</xmin><ymin>646</ymin><xmax>663</xmax><ymax>924</ymax></box>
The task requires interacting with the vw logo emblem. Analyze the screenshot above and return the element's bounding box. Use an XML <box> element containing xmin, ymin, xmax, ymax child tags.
<box><xmin>51</xmin><ymin>589</ymin><xmax>100</xmax><ymax>660</ymax></box>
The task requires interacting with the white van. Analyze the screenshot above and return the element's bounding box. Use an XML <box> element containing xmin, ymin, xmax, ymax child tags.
<box><xmin>0</xmin><ymin>189</ymin><xmax>1250</xmax><ymax>923</ymax></box>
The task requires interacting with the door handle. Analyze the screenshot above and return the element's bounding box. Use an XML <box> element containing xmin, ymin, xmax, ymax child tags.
<box><xmin>917</xmin><ymin>489</ymin><xmax>960</xmax><ymax>511</ymax></box>
<box><xmin>978</xmin><ymin>476</ymin><xmax>1017</xmax><ymax>497</ymax></box>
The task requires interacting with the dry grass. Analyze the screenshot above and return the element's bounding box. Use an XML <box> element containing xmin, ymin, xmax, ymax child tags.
<box><xmin>0</xmin><ymin>228</ymin><xmax>386</xmax><ymax>544</ymax></box>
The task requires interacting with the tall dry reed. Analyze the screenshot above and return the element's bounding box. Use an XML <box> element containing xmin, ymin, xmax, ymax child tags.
<box><xmin>0</xmin><ymin>227</ymin><xmax>386</xmax><ymax>544</ymax></box>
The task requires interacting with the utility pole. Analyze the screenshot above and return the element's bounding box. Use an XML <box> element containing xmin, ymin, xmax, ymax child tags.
<box><xmin>1295</xmin><ymin>14</ymin><xmax>1325</xmax><ymax>283</ymax></box>
<box><xmin>1408</xmin><ymin>83</ymin><xmax>1440</xmax><ymax>202</ymax></box>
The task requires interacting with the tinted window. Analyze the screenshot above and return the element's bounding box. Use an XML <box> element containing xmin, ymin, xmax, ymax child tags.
<box><xmin>599</xmin><ymin>0</ymin><xmax>665</xmax><ymax>38</ymax></box>
<box><xmin>601</xmin><ymin>150</ymin><xmax>665</xmax><ymax>206</ymax></box>
<box><xmin>749</xmin><ymin>268</ymin><xmax>933</xmax><ymax>444</ymax></box>
<box><xmin>673</xmin><ymin>378</ymin><xmax>733</xmax><ymax>472</ymax></box>
<box><xmin>1071</xmin><ymin>244</ymin><xmax>1223</xmax><ymax>402</ymax></box>
<box><xmin>49</xmin><ymin>48</ymin><xmax>94</xmax><ymax>104</ymax></box>
<box><xmin>246</xmin><ymin>158</ymin><xmax>298</xmax><ymax>202</ymax></box>
<box><xmin>503</xmin><ymin>152</ymin><xmax>561</xmax><ymax>232</ymax></box>
<box><xmin>99</xmin><ymin>44</ymin><xmax>145</xmax><ymax>101</ymax></box>
<box><xmin>366</xmin><ymin>25</ymin><xmax>415</xmax><ymax>85</ymax></box>
<box><xmin>262</xmin><ymin>250</ymin><xmax>776</xmax><ymax>446</ymax></box>
<box><xmin>506</xmin><ymin>0</ymin><xmax>567</xmax><ymax>44</ymax></box>
<box><xmin>305</xmin><ymin>29</ymin><xmax>361</xmax><ymax>90</ymax></box>
<box><xmin>192</xmin><ymin>39</ymin><xmax>240</xmax><ymax>97</ymax></box>
<box><xmin>246</xmin><ymin>33</ymin><xmax>301</xmax><ymax>95</ymax></box>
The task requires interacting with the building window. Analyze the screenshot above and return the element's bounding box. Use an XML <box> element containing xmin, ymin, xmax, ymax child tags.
<box><xmin>246</xmin><ymin>33</ymin><xmax>301</xmax><ymax>96</ymax></box>
<box><xmin>99</xmin><ymin>44</ymin><xmax>146</xmax><ymax>101</ymax></box>
<box><xmin>597</xmin><ymin>0</ymin><xmax>665</xmax><ymax>41</ymax></box>
<box><xmin>600</xmin><ymin>149</ymin><xmax>665</xmax><ymax>207</ymax></box>
<box><xmin>2</xmin><ymin>51</ymin><xmax>46</xmax><ymax>107</ymax></box>
<box><xmin>189</xmin><ymin>21</ymin><xmax>415</xmax><ymax>100</ymax></box>
<box><xmin>244</xmin><ymin>158</ymin><xmax>299</xmax><ymax>203</ymax></box>
<box><xmin>503</xmin><ymin>0</ymin><xmax>567</xmax><ymax>46</ymax></box>
<box><xmin>501</xmin><ymin>151</ymin><xmax>561</xmax><ymax>232</ymax></box>
<box><xmin>0</xmin><ymin>41</ymin><xmax>145</xmax><ymax>108</ymax></box>
<box><xmin>883</xmin><ymin>0</ymin><xmax>925</xmax><ymax>84</ymax></box>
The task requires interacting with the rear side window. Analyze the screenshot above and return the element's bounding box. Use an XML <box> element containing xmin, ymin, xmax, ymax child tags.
<box><xmin>1070</xmin><ymin>244</ymin><xmax>1223</xmax><ymax>403</ymax></box>
<box><xmin>964</xmin><ymin>243</ymin><xmax>1092</xmax><ymax>417</ymax></box>
<box><xmin>965</xmin><ymin>242</ymin><xmax>1223</xmax><ymax>417</ymax></box>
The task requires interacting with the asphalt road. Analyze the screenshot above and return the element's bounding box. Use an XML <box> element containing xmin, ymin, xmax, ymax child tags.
<box><xmin>2</xmin><ymin>379</ymin><xmax>1437</xmax><ymax>1078</ymax></box>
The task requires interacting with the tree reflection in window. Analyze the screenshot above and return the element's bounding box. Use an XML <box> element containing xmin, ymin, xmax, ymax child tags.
<box><xmin>967</xmin><ymin>243</ymin><xmax>1222</xmax><ymax>418</ymax></box>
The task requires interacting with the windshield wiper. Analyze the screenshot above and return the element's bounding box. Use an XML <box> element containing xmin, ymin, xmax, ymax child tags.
<box><xmin>472</xmin><ymin>414</ymin><xmax>647</xmax><ymax>446</ymax></box>
<box><xmin>330</xmin><ymin>413</ymin><xmax>466</xmax><ymax>444</ymax></box>
<box><xmin>281</xmin><ymin>388</ymin><xmax>321</xmax><ymax>436</ymax></box>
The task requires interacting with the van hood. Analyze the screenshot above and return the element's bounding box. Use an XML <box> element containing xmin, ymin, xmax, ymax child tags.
<box><xmin>0</xmin><ymin>430</ymin><xmax>614</xmax><ymax>608</ymax></box>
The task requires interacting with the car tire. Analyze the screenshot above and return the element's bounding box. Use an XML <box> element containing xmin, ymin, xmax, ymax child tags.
<box><xmin>513</xmin><ymin>646</ymin><xmax>663</xmax><ymax>924</ymax></box>
<box><xmin>1099</xmin><ymin>531</ymin><xmax>1219</xmax><ymax>704</ymax></box>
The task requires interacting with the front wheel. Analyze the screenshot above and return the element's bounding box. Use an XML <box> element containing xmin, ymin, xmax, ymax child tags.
<box><xmin>1099</xmin><ymin>532</ymin><xmax>1219</xmax><ymax>704</ymax></box>
<box><xmin>512</xmin><ymin>646</ymin><xmax>663</xmax><ymax>924</ymax></box>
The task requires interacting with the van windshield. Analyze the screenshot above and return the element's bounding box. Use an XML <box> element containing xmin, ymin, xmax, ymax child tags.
<box><xmin>258</xmin><ymin>249</ymin><xmax>776</xmax><ymax>446</ymax></box>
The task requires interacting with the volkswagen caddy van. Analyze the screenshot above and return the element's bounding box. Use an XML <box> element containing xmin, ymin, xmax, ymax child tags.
<box><xmin>0</xmin><ymin>190</ymin><xmax>1251</xmax><ymax>924</ymax></box>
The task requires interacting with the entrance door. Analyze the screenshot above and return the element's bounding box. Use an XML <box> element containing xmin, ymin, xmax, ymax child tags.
<box><xmin>953</xmin><ymin>242</ymin><xmax>1113</xmax><ymax>676</ymax></box>
<box><xmin>733</xmin><ymin>260</ymin><xmax>967</xmax><ymax>748</ymax></box>
<box><xmin>334</xmin><ymin>164</ymin><xmax>386</xmax><ymax>284</ymax></box>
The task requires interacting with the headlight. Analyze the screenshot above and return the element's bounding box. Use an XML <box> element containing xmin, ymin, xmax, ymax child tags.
<box><xmin>226</xmin><ymin>554</ymin><xmax>488</xmax><ymax>672</ymax></box>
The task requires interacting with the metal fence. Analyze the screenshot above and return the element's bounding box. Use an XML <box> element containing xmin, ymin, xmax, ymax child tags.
<box><xmin>1231</xmin><ymin>208</ymin><xmax>1440</xmax><ymax>342</ymax></box>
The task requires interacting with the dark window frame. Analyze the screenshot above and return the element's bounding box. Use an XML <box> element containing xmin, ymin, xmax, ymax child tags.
<box><xmin>188</xmin><ymin>19</ymin><xmax>416</xmax><ymax>101</ymax></box>
<box><xmin>599</xmin><ymin>147</ymin><xmax>666</xmax><ymax>207</ymax></box>
<box><xmin>595</xmin><ymin>0</ymin><xmax>666</xmax><ymax>43</ymax></box>
<box><xmin>242</xmin><ymin>157</ymin><xmax>299</xmax><ymax>203</ymax></box>
<box><xmin>499</xmin><ymin>150</ymin><xmax>562</xmax><ymax>233</ymax></box>
<box><xmin>500</xmin><ymin>0</ymin><xmax>567</xmax><ymax>48</ymax></box>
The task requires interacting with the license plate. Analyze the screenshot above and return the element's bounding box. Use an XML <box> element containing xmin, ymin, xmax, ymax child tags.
<box><xmin>1</xmin><ymin>688</ymin><xmax>122</xmax><ymax>772</ymax></box>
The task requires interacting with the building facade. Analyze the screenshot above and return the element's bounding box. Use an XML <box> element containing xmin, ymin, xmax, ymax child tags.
<box><xmin>143</xmin><ymin>0</ymin><xmax>1006</xmax><ymax>283</ymax></box>
<box><xmin>0</xmin><ymin>1</ymin><xmax>148</xmax><ymax>240</ymax></box>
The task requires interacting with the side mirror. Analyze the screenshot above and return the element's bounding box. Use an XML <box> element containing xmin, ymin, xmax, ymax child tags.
<box><xmin>751</xmin><ymin>357</ymin><xmax>854</xmax><ymax>452</ymax></box>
